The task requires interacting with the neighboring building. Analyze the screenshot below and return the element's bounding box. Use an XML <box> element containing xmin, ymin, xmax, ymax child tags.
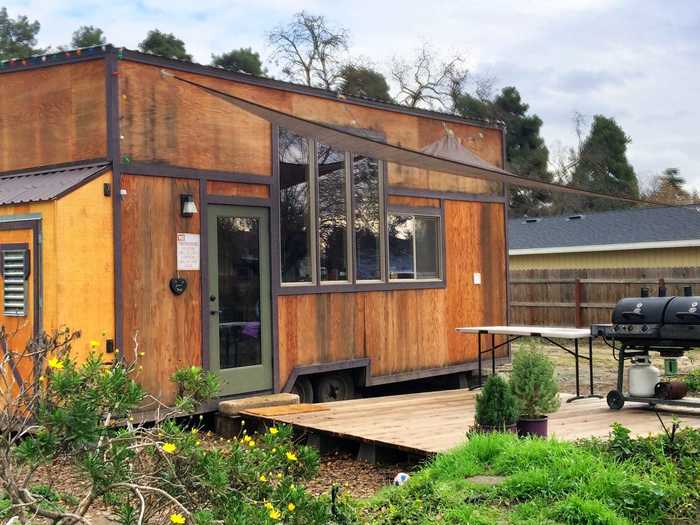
<box><xmin>0</xmin><ymin>45</ymin><xmax>509</xmax><ymax>406</ymax></box>
<box><xmin>509</xmin><ymin>206</ymin><xmax>700</xmax><ymax>270</ymax></box>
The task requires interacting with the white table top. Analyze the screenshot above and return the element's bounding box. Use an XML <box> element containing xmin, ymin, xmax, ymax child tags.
<box><xmin>455</xmin><ymin>325</ymin><xmax>592</xmax><ymax>339</ymax></box>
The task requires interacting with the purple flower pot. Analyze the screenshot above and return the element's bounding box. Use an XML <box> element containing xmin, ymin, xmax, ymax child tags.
<box><xmin>517</xmin><ymin>417</ymin><xmax>548</xmax><ymax>438</ymax></box>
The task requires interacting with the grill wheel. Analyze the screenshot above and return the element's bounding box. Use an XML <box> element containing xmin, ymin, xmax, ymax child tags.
<box><xmin>606</xmin><ymin>390</ymin><xmax>625</xmax><ymax>410</ymax></box>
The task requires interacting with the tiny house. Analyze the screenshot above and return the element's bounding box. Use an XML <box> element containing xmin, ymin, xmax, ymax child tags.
<box><xmin>0</xmin><ymin>46</ymin><xmax>508</xmax><ymax>405</ymax></box>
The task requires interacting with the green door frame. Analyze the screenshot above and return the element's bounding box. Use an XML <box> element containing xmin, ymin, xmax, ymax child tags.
<box><xmin>207</xmin><ymin>205</ymin><xmax>272</xmax><ymax>396</ymax></box>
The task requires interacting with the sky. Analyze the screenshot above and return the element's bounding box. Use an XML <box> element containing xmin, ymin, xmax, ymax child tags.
<box><xmin>5</xmin><ymin>0</ymin><xmax>699</xmax><ymax>190</ymax></box>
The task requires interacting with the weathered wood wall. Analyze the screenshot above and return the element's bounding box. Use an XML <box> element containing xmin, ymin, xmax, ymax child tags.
<box><xmin>277</xmin><ymin>200</ymin><xmax>507</xmax><ymax>384</ymax></box>
<box><xmin>118</xmin><ymin>61</ymin><xmax>502</xmax><ymax>195</ymax></box>
<box><xmin>206</xmin><ymin>181</ymin><xmax>269</xmax><ymax>199</ymax></box>
<box><xmin>0</xmin><ymin>60</ymin><xmax>107</xmax><ymax>173</ymax></box>
<box><xmin>511</xmin><ymin>267</ymin><xmax>700</xmax><ymax>327</ymax></box>
<box><xmin>120</xmin><ymin>174</ymin><xmax>202</xmax><ymax>403</ymax></box>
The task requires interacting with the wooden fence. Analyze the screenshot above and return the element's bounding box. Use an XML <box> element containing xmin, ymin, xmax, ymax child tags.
<box><xmin>510</xmin><ymin>267</ymin><xmax>700</xmax><ymax>327</ymax></box>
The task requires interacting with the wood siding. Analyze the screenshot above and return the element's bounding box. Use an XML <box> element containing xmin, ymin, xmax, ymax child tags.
<box><xmin>206</xmin><ymin>181</ymin><xmax>270</xmax><ymax>199</ymax></box>
<box><xmin>120</xmin><ymin>174</ymin><xmax>202</xmax><ymax>403</ymax></box>
<box><xmin>510</xmin><ymin>246</ymin><xmax>700</xmax><ymax>270</ymax></box>
<box><xmin>0</xmin><ymin>60</ymin><xmax>107</xmax><ymax>173</ymax></box>
<box><xmin>277</xmin><ymin>200</ymin><xmax>507</xmax><ymax>385</ymax></box>
<box><xmin>387</xmin><ymin>195</ymin><xmax>441</xmax><ymax>208</ymax></box>
<box><xmin>118</xmin><ymin>60</ymin><xmax>502</xmax><ymax>195</ymax></box>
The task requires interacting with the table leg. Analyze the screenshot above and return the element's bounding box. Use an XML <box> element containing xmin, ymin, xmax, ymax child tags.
<box><xmin>566</xmin><ymin>338</ymin><xmax>585</xmax><ymax>403</ymax></box>
<box><xmin>470</xmin><ymin>333</ymin><xmax>483</xmax><ymax>390</ymax></box>
<box><xmin>491</xmin><ymin>333</ymin><xmax>496</xmax><ymax>376</ymax></box>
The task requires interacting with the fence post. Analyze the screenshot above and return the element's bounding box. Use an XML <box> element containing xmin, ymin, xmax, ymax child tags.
<box><xmin>574</xmin><ymin>278</ymin><xmax>583</xmax><ymax>328</ymax></box>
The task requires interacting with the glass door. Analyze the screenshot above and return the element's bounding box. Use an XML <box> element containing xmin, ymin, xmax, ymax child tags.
<box><xmin>207</xmin><ymin>205</ymin><xmax>272</xmax><ymax>395</ymax></box>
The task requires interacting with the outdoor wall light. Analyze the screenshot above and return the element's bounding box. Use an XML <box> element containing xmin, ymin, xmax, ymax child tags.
<box><xmin>180</xmin><ymin>194</ymin><xmax>198</xmax><ymax>217</ymax></box>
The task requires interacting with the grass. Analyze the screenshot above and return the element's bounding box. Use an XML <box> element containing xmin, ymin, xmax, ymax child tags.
<box><xmin>359</xmin><ymin>430</ymin><xmax>699</xmax><ymax>525</ymax></box>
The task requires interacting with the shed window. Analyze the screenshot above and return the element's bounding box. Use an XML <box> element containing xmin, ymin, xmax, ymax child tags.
<box><xmin>388</xmin><ymin>215</ymin><xmax>441</xmax><ymax>281</ymax></box>
<box><xmin>2</xmin><ymin>249</ymin><xmax>29</xmax><ymax>316</ymax></box>
<box><xmin>353</xmin><ymin>156</ymin><xmax>382</xmax><ymax>281</ymax></box>
<box><xmin>279</xmin><ymin>128</ymin><xmax>313</xmax><ymax>283</ymax></box>
<box><xmin>317</xmin><ymin>144</ymin><xmax>349</xmax><ymax>282</ymax></box>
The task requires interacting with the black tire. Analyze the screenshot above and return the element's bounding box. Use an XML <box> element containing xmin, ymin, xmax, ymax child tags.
<box><xmin>314</xmin><ymin>373</ymin><xmax>355</xmax><ymax>403</ymax></box>
<box><xmin>606</xmin><ymin>390</ymin><xmax>625</xmax><ymax>410</ymax></box>
<box><xmin>290</xmin><ymin>376</ymin><xmax>314</xmax><ymax>403</ymax></box>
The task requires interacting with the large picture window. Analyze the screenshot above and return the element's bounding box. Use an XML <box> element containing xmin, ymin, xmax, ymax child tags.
<box><xmin>277</xmin><ymin>127</ymin><xmax>442</xmax><ymax>289</ymax></box>
<box><xmin>317</xmin><ymin>144</ymin><xmax>350</xmax><ymax>282</ymax></box>
<box><xmin>388</xmin><ymin>214</ymin><xmax>441</xmax><ymax>281</ymax></box>
<box><xmin>279</xmin><ymin>128</ymin><xmax>313</xmax><ymax>283</ymax></box>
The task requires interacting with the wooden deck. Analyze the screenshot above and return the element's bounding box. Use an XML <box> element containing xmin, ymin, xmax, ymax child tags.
<box><xmin>242</xmin><ymin>389</ymin><xmax>700</xmax><ymax>455</ymax></box>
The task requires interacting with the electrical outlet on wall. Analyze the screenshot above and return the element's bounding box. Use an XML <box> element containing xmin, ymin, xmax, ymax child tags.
<box><xmin>473</xmin><ymin>273</ymin><xmax>482</xmax><ymax>285</ymax></box>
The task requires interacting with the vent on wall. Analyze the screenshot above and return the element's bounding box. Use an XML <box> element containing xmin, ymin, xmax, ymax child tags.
<box><xmin>2</xmin><ymin>249</ymin><xmax>29</xmax><ymax>316</ymax></box>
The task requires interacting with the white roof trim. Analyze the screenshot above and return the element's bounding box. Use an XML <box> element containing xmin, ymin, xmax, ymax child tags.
<box><xmin>510</xmin><ymin>239</ymin><xmax>700</xmax><ymax>256</ymax></box>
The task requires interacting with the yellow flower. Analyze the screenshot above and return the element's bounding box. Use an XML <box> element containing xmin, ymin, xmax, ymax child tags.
<box><xmin>269</xmin><ymin>509</ymin><xmax>281</xmax><ymax>521</ymax></box>
<box><xmin>48</xmin><ymin>358</ymin><xmax>64</xmax><ymax>370</ymax></box>
<box><xmin>38</xmin><ymin>375</ymin><xmax>46</xmax><ymax>382</ymax></box>
<box><xmin>276</xmin><ymin>472</ymin><xmax>282</xmax><ymax>479</ymax></box>
<box><xmin>162</xmin><ymin>442</ymin><xmax>177</xmax><ymax>454</ymax></box>
<box><xmin>90</xmin><ymin>340</ymin><xmax>100</xmax><ymax>349</ymax></box>
<box><xmin>269</xmin><ymin>427</ymin><xmax>278</xmax><ymax>435</ymax></box>
<box><xmin>264</xmin><ymin>502</ymin><xmax>274</xmax><ymax>511</ymax></box>
<box><xmin>169</xmin><ymin>513</ymin><xmax>186</xmax><ymax>524</ymax></box>
<box><xmin>259</xmin><ymin>474</ymin><xmax>267</xmax><ymax>482</ymax></box>
<box><xmin>242</xmin><ymin>434</ymin><xmax>251</xmax><ymax>442</ymax></box>
<box><xmin>287</xmin><ymin>503</ymin><xmax>295</xmax><ymax>512</ymax></box>
<box><xmin>286</xmin><ymin>451</ymin><xmax>298</xmax><ymax>462</ymax></box>
<box><xmin>195</xmin><ymin>440</ymin><xmax>201</xmax><ymax>447</ymax></box>
<box><xmin>248</xmin><ymin>440</ymin><xmax>256</xmax><ymax>448</ymax></box>
<box><xmin>272</xmin><ymin>447</ymin><xmax>277</xmax><ymax>453</ymax></box>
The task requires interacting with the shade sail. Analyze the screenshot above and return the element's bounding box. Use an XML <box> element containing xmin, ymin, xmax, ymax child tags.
<box><xmin>166</xmin><ymin>73</ymin><xmax>653</xmax><ymax>205</ymax></box>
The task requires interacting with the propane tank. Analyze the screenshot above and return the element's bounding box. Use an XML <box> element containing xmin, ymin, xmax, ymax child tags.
<box><xmin>628</xmin><ymin>355</ymin><xmax>660</xmax><ymax>397</ymax></box>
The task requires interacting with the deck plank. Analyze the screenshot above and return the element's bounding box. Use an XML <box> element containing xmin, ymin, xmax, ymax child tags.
<box><xmin>241</xmin><ymin>390</ymin><xmax>700</xmax><ymax>455</ymax></box>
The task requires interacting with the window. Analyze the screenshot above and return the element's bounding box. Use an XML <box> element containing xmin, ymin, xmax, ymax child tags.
<box><xmin>2</xmin><ymin>248</ymin><xmax>29</xmax><ymax>316</ymax></box>
<box><xmin>388</xmin><ymin>214</ymin><xmax>441</xmax><ymax>281</ymax></box>
<box><xmin>279</xmin><ymin>128</ymin><xmax>313</xmax><ymax>283</ymax></box>
<box><xmin>317</xmin><ymin>144</ymin><xmax>349</xmax><ymax>282</ymax></box>
<box><xmin>277</xmin><ymin>127</ymin><xmax>443</xmax><ymax>289</ymax></box>
<box><xmin>353</xmin><ymin>156</ymin><xmax>382</xmax><ymax>281</ymax></box>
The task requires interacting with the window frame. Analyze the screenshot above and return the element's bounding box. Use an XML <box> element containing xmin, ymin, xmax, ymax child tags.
<box><xmin>274</xmin><ymin>126</ymin><xmax>445</xmax><ymax>293</ymax></box>
<box><xmin>386</xmin><ymin>205</ymin><xmax>444</xmax><ymax>283</ymax></box>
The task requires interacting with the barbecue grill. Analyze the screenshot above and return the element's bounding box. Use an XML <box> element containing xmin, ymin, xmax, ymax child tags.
<box><xmin>592</xmin><ymin>295</ymin><xmax>700</xmax><ymax>410</ymax></box>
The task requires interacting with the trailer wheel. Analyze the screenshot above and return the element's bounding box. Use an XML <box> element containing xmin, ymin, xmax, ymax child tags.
<box><xmin>606</xmin><ymin>390</ymin><xmax>625</xmax><ymax>410</ymax></box>
<box><xmin>291</xmin><ymin>376</ymin><xmax>314</xmax><ymax>403</ymax></box>
<box><xmin>314</xmin><ymin>373</ymin><xmax>355</xmax><ymax>403</ymax></box>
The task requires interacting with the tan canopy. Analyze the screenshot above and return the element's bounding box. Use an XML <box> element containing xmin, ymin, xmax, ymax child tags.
<box><xmin>165</xmin><ymin>72</ymin><xmax>654</xmax><ymax>206</ymax></box>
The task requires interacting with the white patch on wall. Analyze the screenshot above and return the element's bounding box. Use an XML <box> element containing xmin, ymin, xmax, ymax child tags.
<box><xmin>176</xmin><ymin>233</ymin><xmax>200</xmax><ymax>271</ymax></box>
<box><xmin>473</xmin><ymin>272</ymin><xmax>482</xmax><ymax>285</ymax></box>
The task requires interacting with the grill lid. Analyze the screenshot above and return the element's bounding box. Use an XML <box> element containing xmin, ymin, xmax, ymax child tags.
<box><xmin>611</xmin><ymin>297</ymin><xmax>672</xmax><ymax>324</ymax></box>
<box><xmin>663</xmin><ymin>296</ymin><xmax>700</xmax><ymax>324</ymax></box>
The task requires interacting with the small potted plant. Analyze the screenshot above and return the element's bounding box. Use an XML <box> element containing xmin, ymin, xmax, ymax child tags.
<box><xmin>474</xmin><ymin>374</ymin><xmax>519</xmax><ymax>433</ymax></box>
<box><xmin>510</xmin><ymin>346</ymin><xmax>560</xmax><ymax>437</ymax></box>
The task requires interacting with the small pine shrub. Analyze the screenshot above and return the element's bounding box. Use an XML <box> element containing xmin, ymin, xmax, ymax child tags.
<box><xmin>474</xmin><ymin>375</ymin><xmax>519</xmax><ymax>428</ymax></box>
<box><xmin>684</xmin><ymin>369</ymin><xmax>700</xmax><ymax>392</ymax></box>
<box><xmin>510</xmin><ymin>345</ymin><xmax>560</xmax><ymax>418</ymax></box>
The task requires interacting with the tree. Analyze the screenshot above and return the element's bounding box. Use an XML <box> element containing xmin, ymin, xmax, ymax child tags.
<box><xmin>70</xmin><ymin>25</ymin><xmax>106</xmax><ymax>48</ymax></box>
<box><xmin>570</xmin><ymin>115</ymin><xmax>639</xmax><ymax>211</ymax></box>
<box><xmin>454</xmin><ymin>86</ymin><xmax>551</xmax><ymax>216</ymax></box>
<box><xmin>0</xmin><ymin>7</ymin><xmax>43</xmax><ymax>60</ymax></box>
<box><xmin>643</xmin><ymin>168</ymin><xmax>697</xmax><ymax>205</ymax></box>
<box><xmin>338</xmin><ymin>64</ymin><xmax>391</xmax><ymax>101</ymax></box>
<box><xmin>139</xmin><ymin>29</ymin><xmax>192</xmax><ymax>61</ymax></box>
<box><xmin>211</xmin><ymin>47</ymin><xmax>266</xmax><ymax>76</ymax></box>
<box><xmin>268</xmin><ymin>11</ymin><xmax>349</xmax><ymax>89</ymax></box>
<box><xmin>391</xmin><ymin>43</ymin><xmax>467</xmax><ymax>110</ymax></box>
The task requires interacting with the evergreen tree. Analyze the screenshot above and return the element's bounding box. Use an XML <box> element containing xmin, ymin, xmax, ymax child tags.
<box><xmin>139</xmin><ymin>29</ymin><xmax>192</xmax><ymax>61</ymax></box>
<box><xmin>212</xmin><ymin>47</ymin><xmax>265</xmax><ymax>76</ymax></box>
<box><xmin>454</xmin><ymin>86</ymin><xmax>551</xmax><ymax>216</ymax></box>
<box><xmin>0</xmin><ymin>7</ymin><xmax>43</xmax><ymax>60</ymax></box>
<box><xmin>339</xmin><ymin>64</ymin><xmax>391</xmax><ymax>101</ymax></box>
<box><xmin>70</xmin><ymin>25</ymin><xmax>106</xmax><ymax>48</ymax></box>
<box><xmin>570</xmin><ymin>115</ymin><xmax>639</xmax><ymax>211</ymax></box>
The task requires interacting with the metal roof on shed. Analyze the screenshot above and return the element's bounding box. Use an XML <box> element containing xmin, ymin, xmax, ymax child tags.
<box><xmin>0</xmin><ymin>163</ymin><xmax>109</xmax><ymax>205</ymax></box>
<box><xmin>508</xmin><ymin>205</ymin><xmax>700</xmax><ymax>252</ymax></box>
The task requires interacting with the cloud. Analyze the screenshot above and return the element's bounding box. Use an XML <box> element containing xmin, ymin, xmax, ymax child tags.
<box><xmin>3</xmin><ymin>0</ymin><xmax>699</xmax><ymax>189</ymax></box>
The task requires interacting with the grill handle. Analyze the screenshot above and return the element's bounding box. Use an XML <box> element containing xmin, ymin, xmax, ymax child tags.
<box><xmin>621</xmin><ymin>311</ymin><xmax>645</xmax><ymax>321</ymax></box>
<box><xmin>674</xmin><ymin>312</ymin><xmax>700</xmax><ymax>321</ymax></box>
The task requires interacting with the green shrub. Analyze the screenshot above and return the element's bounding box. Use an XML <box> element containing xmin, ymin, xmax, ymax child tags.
<box><xmin>172</xmin><ymin>365</ymin><xmax>220</xmax><ymax>412</ymax></box>
<box><xmin>553</xmin><ymin>495</ymin><xmax>630</xmax><ymax>525</ymax></box>
<box><xmin>683</xmin><ymin>368</ymin><xmax>700</xmax><ymax>392</ymax></box>
<box><xmin>510</xmin><ymin>345</ymin><xmax>560</xmax><ymax>418</ymax></box>
<box><xmin>474</xmin><ymin>375</ymin><xmax>519</xmax><ymax>428</ymax></box>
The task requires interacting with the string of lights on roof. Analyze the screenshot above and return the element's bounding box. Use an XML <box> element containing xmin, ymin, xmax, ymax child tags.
<box><xmin>0</xmin><ymin>45</ymin><xmax>123</xmax><ymax>69</ymax></box>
